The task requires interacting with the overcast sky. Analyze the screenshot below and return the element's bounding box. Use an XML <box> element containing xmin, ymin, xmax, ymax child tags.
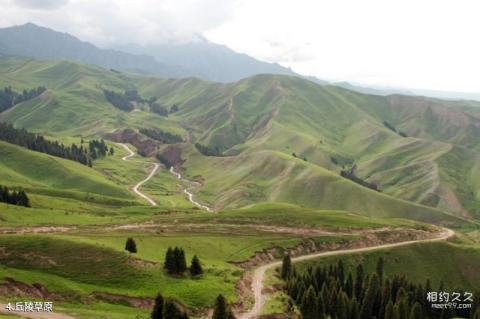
<box><xmin>0</xmin><ymin>0</ymin><xmax>479</xmax><ymax>92</ymax></box>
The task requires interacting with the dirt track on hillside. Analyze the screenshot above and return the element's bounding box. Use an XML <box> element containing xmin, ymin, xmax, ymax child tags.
<box><xmin>117</xmin><ymin>143</ymin><xmax>159</xmax><ymax>206</ymax></box>
<box><xmin>238</xmin><ymin>228</ymin><xmax>455</xmax><ymax>319</ymax></box>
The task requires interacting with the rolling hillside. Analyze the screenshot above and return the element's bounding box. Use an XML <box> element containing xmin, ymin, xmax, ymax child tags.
<box><xmin>0</xmin><ymin>141</ymin><xmax>129</xmax><ymax>198</ymax></box>
<box><xmin>0</xmin><ymin>56</ymin><xmax>479</xmax><ymax>222</ymax></box>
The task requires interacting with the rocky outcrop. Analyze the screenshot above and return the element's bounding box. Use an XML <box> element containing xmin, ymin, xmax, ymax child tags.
<box><xmin>0</xmin><ymin>277</ymin><xmax>62</xmax><ymax>300</ymax></box>
<box><xmin>106</xmin><ymin>128</ymin><xmax>159</xmax><ymax>156</ymax></box>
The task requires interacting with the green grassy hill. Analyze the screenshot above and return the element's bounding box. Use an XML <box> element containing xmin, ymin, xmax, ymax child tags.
<box><xmin>0</xmin><ymin>56</ymin><xmax>478</xmax><ymax>221</ymax></box>
<box><xmin>0</xmin><ymin>141</ymin><xmax>129</xmax><ymax>198</ymax></box>
<box><xmin>0</xmin><ymin>56</ymin><xmax>184</xmax><ymax>136</ymax></box>
<box><xmin>138</xmin><ymin>73</ymin><xmax>479</xmax><ymax>219</ymax></box>
<box><xmin>178</xmin><ymin>146</ymin><xmax>462</xmax><ymax>224</ymax></box>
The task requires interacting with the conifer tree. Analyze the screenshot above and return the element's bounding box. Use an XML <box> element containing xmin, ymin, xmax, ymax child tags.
<box><xmin>174</xmin><ymin>247</ymin><xmax>187</xmax><ymax>274</ymax></box>
<box><xmin>473</xmin><ymin>308</ymin><xmax>480</xmax><ymax>319</ymax></box>
<box><xmin>329</xmin><ymin>284</ymin><xmax>339</xmax><ymax>318</ymax></box>
<box><xmin>349</xmin><ymin>297</ymin><xmax>360</xmax><ymax>319</ymax></box>
<box><xmin>281</xmin><ymin>254</ymin><xmax>292</xmax><ymax>280</ymax></box>
<box><xmin>0</xmin><ymin>186</ymin><xmax>31</xmax><ymax>207</ymax></box>
<box><xmin>379</xmin><ymin>279</ymin><xmax>392</xmax><ymax>319</ymax></box>
<box><xmin>359</xmin><ymin>273</ymin><xmax>380</xmax><ymax>319</ymax></box>
<box><xmin>164</xmin><ymin>247</ymin><xmax>175</xmax><ymax>273</ymax></box>
<box><xmin>189</xmin><ymin>255</ymin><xmax>203</xmax><ymax>276</ymax></box>
<box><xmin>393</xmin><ymin>304</ymin><xmax>401</xmax><ymax>319</ymax></box>
<box><xmin>385</xmin><ymin>300</ymin><xmax>394</xmax><ymax>319</ymax></box>
<box><xmin>212</xmin><ymin>294</ymin><xmax>235</xmax><ymax>319</ymax></box>
<box><xmin>409</xmin><ymin>302</ymin><xmax>422</xmax><ymax>319</ymax></box>
<box><xmin>345</xmin><ymin>273</ymin><xmax>354</xmax><ymax>298</ymax></box>
<box><xmin>397</xmin><ymin>299</ymin><xmax>408</xmax><ymax>319</ymax></box>
<box><xmin>300</xmin><ymin>286</ymin><xmax>318</xmax><ymax>319</ymax></box>
<box><xmin>337</xmin><ymin>291</ymin><xmax>349</xmax><ymax>319</ymax></box>
<box><xmin>316</xmin><ymin>294</ymin><xmax>325</xmax><ymax>318</ymax></box>
<box><xmin>337</xmin><ymin>260</ymin><xmax>345</xmax><ymax>285</ymax></box>
<box><xmin>376</xmin><ymin>257</ymin><xmax>384</xmax><ymax>282</ymax></box>
<box><xmin>355</xmin><ymin>264</ymin><xmax>365</xmax><ymax>301</ymax></box>
<box><xmin>163</xmin><ymin>299</ymin><xmax>188</xmax><ymax>319</ymax></box>
<box><xmin>125</xmin><ymin>237</ymin><xmax>137</xmax><ymax>254</ymax></box>
<box><xmin>151</xmin><ymin>293</ymin><xmax>164</xmax><ymax>319</ymax></box>
<box><xmin>395</xmin><ymin>287</ymin><xmax>407</xmax><ymax>304</ymax></box>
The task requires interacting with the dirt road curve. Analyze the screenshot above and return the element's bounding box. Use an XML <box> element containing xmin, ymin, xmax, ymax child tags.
<box><xmin>117</xmin><ymin>143</ymin><xmax>159</xmax><ymax>206</ymax></box>
<box><xmin>0</xmin><ymin>304</ymin><xmax>75</xmax><ymax>319</ymax></box>
<box><xmin>238</xmin><ymin>228</ymin><xmax>455</xmax><ymax>319</ymax></box>
<box><xmin>170</xmin><ymin>166</ymin><xmax>212</xmax><ymax>212</ymax></box>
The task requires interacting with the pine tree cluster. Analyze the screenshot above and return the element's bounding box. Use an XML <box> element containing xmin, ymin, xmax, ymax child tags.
<box><xmin>340</xmin><ymin>165</ymin><xmax>379</xmax><ymax>192</ymax></box>
<box><xmin>0</xmin><ymin>185</ymin><xmax>30</xmax><ymax>207</ymax></box>
<box><xmin>103</xmin><ymin>89</ymin><xmax>135</xmax><ymax>111</ymax></box>
<box><xmin>140</xmin><ymin>128</ymin><xmax>183</xmax><ymax>144</ymax></box>
<box><xmin>163</xmin><ymin>247</ymin><xmax>204</xmax><ymax>277</ymax></box>
<box><xmin>285</xmin><ymin>258</ymin><xmax>480</xmax><ymax>319</ymax></box>
<box><xmin>147</xmin><ymin>96</ymin><xmax>178</xmax><ymax>117</ymax></box>
<box><xmin>155</xmin><ymin>153</ymin><xmax>174</xmax><ymax>168</ymax></box>
<box><xmin>0</xmin><ymin>123</ymin><xmax>110</xmax><ymax>167</ymax></box>
<box><xmin>194</xmin><ymin>143</ymin><xmax>224</xmax><ymax>157</ymax></box>
<box><xmin>0</xmin><ymin>86</ymin><xmax>46</xmax><ymax>112</ymax></box>
<box><xmin>150</xmin><ymin>103</ymin><xmax>169</xmax><ymax>116</ymax></box>
<box><xmin>164</xmin><ymin>247</ymin><xmax>187</xmax><ymax>275</ymax></box>
<box><xmin>103</xmin><ymin>88</ymin><xmax>179</xmax><ymax>116</ymax></box>
<box><xmin>86</xmin><ymin>139</ymin><xmax>109</xmax><ymax>160</ymax></box>
<box><xmin>151</xmin><ymin>293</ymin><xmax>189</xmax><ymax>319</ymax></box>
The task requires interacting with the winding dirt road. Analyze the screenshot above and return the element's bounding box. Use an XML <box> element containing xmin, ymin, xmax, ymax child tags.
<box><xmin>117</xmin><ymin>143</ymin><xmax>159</xmax><ymax>206</ymax></box>
<box><xmin>170</xmin><ymin>166</ymin><xmax>212</xmax><ymax>212</ymax></box>
<box><xmin>238</xmin><ymin>228</ymin><xmax>455</xmax><ymax>319</ymax></box>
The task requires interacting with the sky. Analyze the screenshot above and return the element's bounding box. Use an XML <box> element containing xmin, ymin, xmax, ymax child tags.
<box><xmin>0</xmin><ymin>0</ymin><xmax>479</xmax><ymax>92</ymax></box>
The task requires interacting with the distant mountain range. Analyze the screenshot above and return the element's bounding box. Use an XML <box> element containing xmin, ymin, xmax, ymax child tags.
<box><xmin>334</xmin><ymin>82</ymin><xmax>480</xmax><ymax>101</ymax></box>
<box><xmin>0</xmin><ymin>23</ymin><xmax>186</xmax><ymax>77</ymax></box>
<box><xmin>112</xmin><ymin>39</ymin><xmax>297</xmax><ymax>83</ymax></box>
<box><xmin>0</xmin><ymin>23</ymin><xmax>479</xmax><ymax>101</ymax></box>
<box><xmin>0</xmin><ymin>23</ymin><xmax>296</xmax><ymax>82</ymax></box>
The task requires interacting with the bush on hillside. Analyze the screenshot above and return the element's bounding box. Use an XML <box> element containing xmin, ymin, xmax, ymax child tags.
<box><xmin>140</xmin><ymin>128</ymin><xmax>183</xmax><ymax>144</ymax></box>
<box><xmin>125</xmin><ymin>238</ymin><xmax>137</xmax><ymax>254</ymax></box>
<box><xmin>195</xmin><ymin>143</ymin><xmax>223</xmax><ymax>157</ymax></box>
<box><xmin>340</xmin><ymin>166</ymin><xmax>379</xmax><ymax>191</ymax></box>
<box><xmin>103</xmin><ymin>89</ymin><xmax>134</xmax><ymax>111</ymax></box>
<box><xmin>0</xmin><ymin>185</ymin><xmax>30</xmax><ymax>207</ymax></box>
<box><xmin>150</xmin><ymin>103</ymin><xmax>169</xmax><ymax>116</ymax></box>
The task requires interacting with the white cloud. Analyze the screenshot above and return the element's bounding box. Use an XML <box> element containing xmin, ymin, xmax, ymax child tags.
<box><xmin>12</xmin><ymin>0</ymin><xmax>68</xmax><ymax>10</ymax></box>
<box><xmin>0</xmin><ymin>0</ymin><xmax>238</xmax><ymax>45</ymax></box>
<box><xmin>0</xmin><ymin>0</ymin><xmax>479</xmax><ymax>91</ymax></box>
<box><xmin>207</xmin><ymin>0</ymin><xmax>480</xmax><ymax>92</ymax></box>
